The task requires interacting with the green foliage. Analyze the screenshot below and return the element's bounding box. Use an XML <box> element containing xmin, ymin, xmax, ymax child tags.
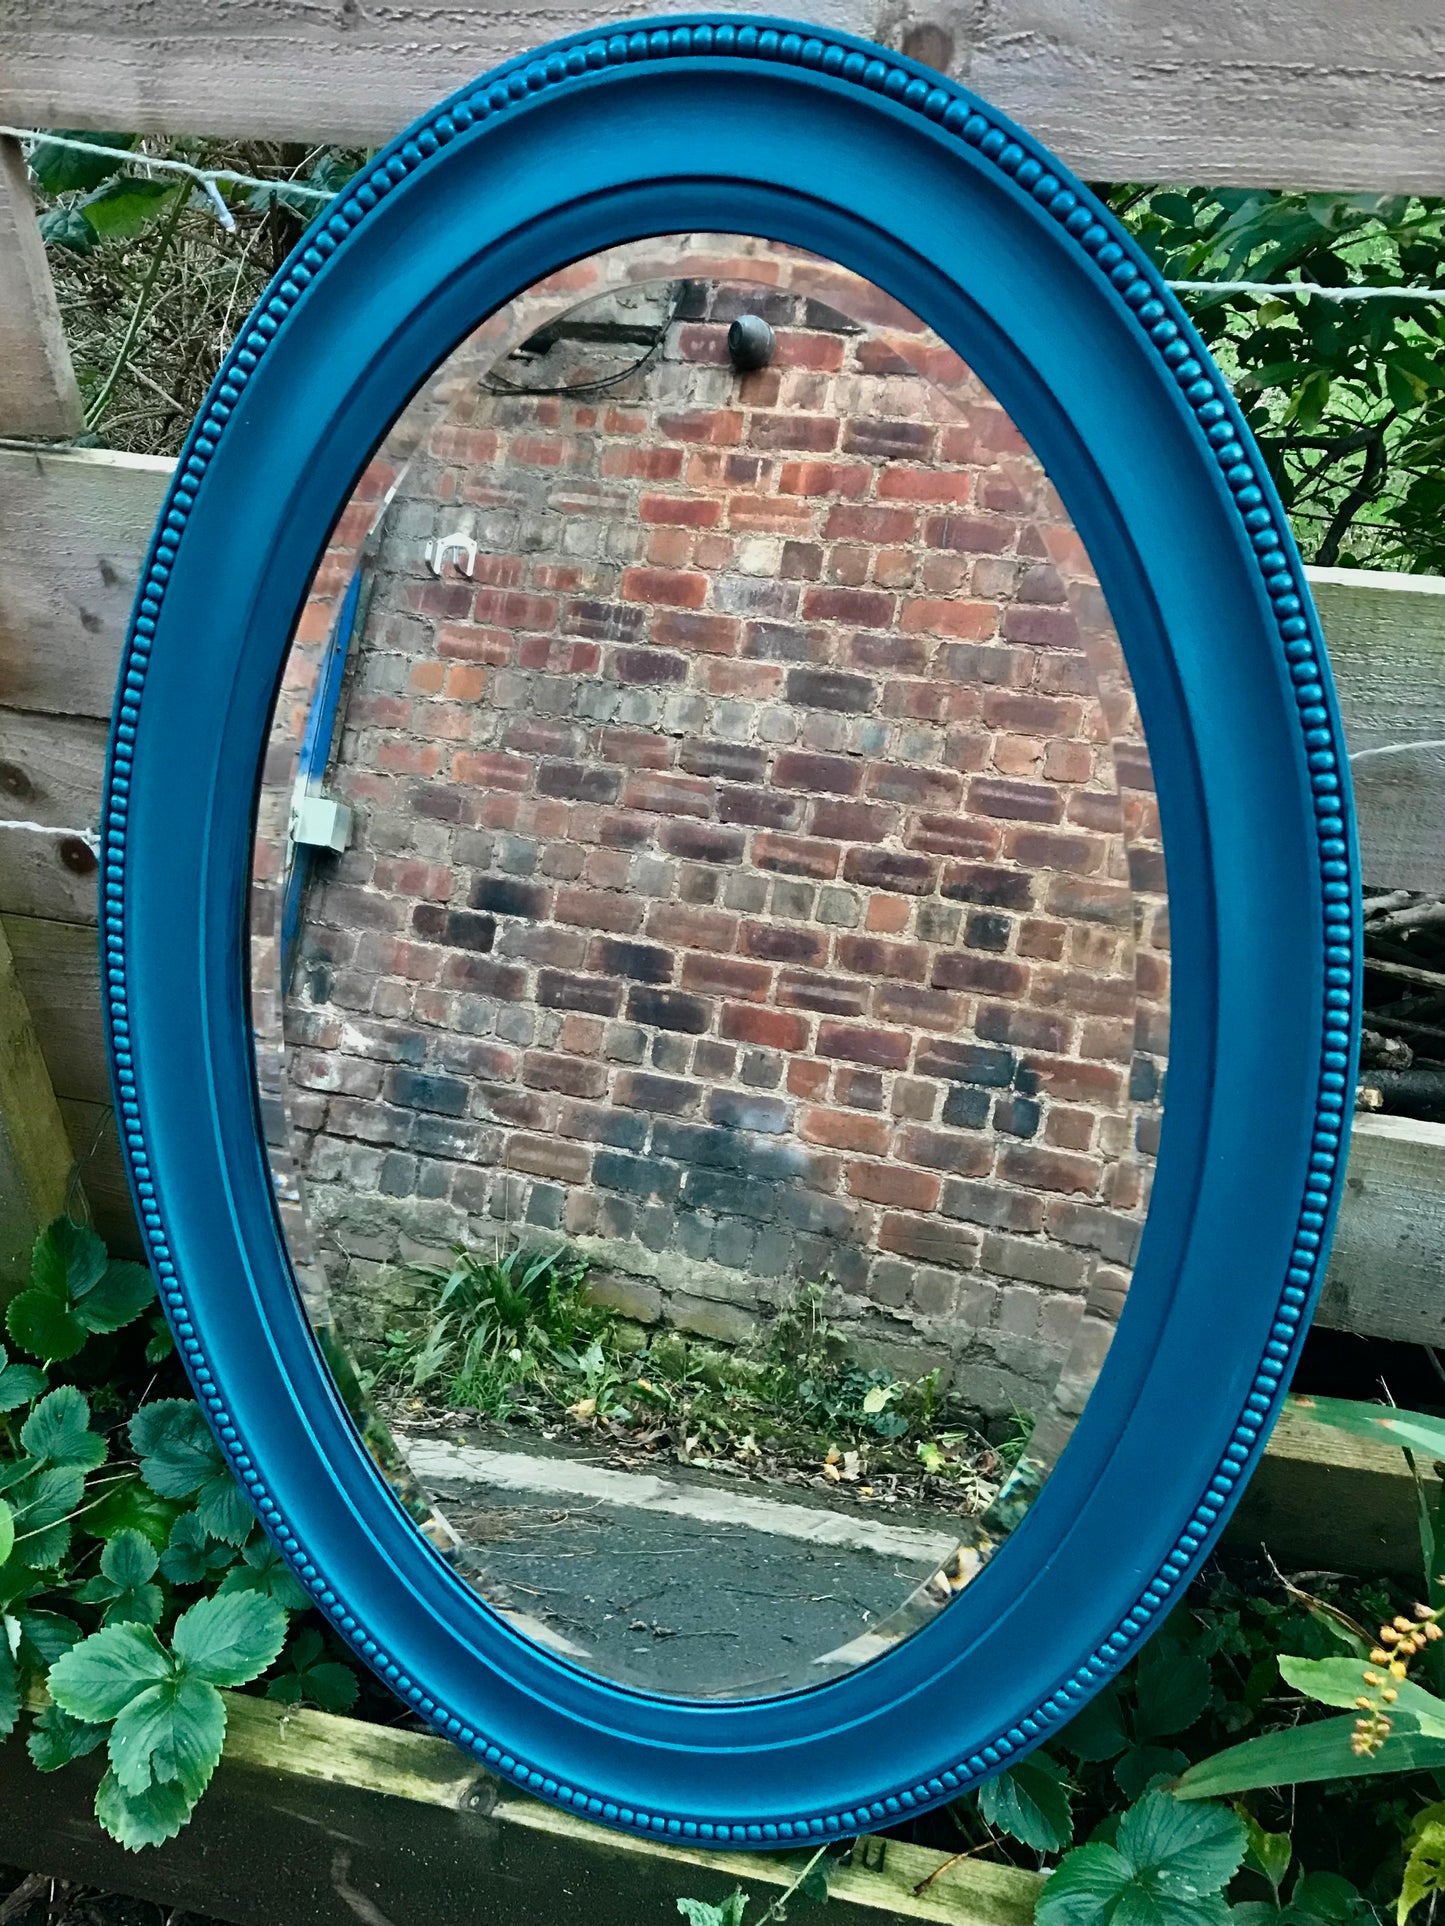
<box><xmin>1111</xmin><ymin>187</ymin><xmax>1445</xmax><ymax>570</ymax></box>
<box><xmin>1036</xmin><ymin>1791</ymin><xmax>1245</xmax><ymax>1924</ymax></box>
<box><xmin>6</xmin><ymin>1218</ymin><xmax>153</xmax><ymax>1363</ymax></box>
<box><xmin>979</xmin><ymin>1752</ymin><xmax>1075</xmax><ymax>1853</ymax></box>
<box><xmin>0</xmin><ymin>1218</ymin><xmax>370</xmax><ymax>1854</ymax></box>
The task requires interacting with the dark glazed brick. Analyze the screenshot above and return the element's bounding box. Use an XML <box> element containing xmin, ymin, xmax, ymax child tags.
<box><xmin>626</xmin><ymin>987</ymin><xmax>710</xmax><ymax>1033</ymax></box>
<box><xmin>412</xmin><ymin>906</ymin><xmax>498</xmax><ymax>950</ymax></box>
<box><xmin>592</xmin><ymin>1151</ymin><xmax>681</xmax><ymax>1205</ymax></box>
<box><xmin>591</xmin><ymin>938</ymin><xmax>674</xmax><ymax>984</ymax></box>
<box><xmin>773</xmin><ymin>751</ymin><xmax>862</xmax><ymax>796</ymax></box>
<box><xmin>708</xmin><ymin>1089</ymin><xmax>789</xmax><ymax>1133</ymax></box>
<box><xmin>942</xmin><ymin>1180</ymin><xmax>1045</xmax><ymax>1233</ymax></box>
<box><xmin>616</xmin><ymin>1072</ymin><xmax>701</xmax><ymax>1114</ymax></box>
<box><xmin>941</xmin><ymin>1085</ymin><xmax>992</xmax><ymax>1129</ymax></box>
<box><xmin>968</xmin><ymin>778</ymin><xmax>1064</xmax><ymax>823</ymax></box>
<box><xmin>816</xmin><ymin>1022</ymin><xmax>909</xmax><ymax>1069</ymax></box>
<box><xmin>471</xmin><ymin>877</ymin><xmax>549</xmax><ymax>919</ymax></box>
<box><xmin>994</xmin><ymin>1095</ymin><xmax>1042</xmax><ymax>1137</ymax></box>
<box><xmin>384</xmin><ymin>1069</ymin><xmax>469</xmax><ymax>1116</ymax></box>
<box><xmin>914</xmin><ymin>1039</ymin><xmax>1015</xmax><ymax>1086</ymax></box>
<box><xmin>662</xmin><ymin>822</ymin><xmax>747</xmax><ymax>864</ymax></box>
<box><xmin>965</xmin><ymin>911</ymin><xmax>1012</xmax><ymax>952</ymax></box>
<box><xmin>681</xmin><ymin>1167</ymin><xmax>778</xmax><ymax>1220</ymax></box>
<box><xmin>679</xmin><ymin>740</ymin><xmax>767</xmax><ymax>782</ymax></box>
<box><xmin>537</xmin><ymin>761</ymin><xmax>623</xmax><ymax>803</ymax></box>
<box><xmin>537</xmin><ymin>970</ymin><xmax>622</xmax><ymax>1016</ymax></box>
<box><xmin>940</xmin><ymin>864</ymin><xmax>1034</xmax><ymax>910</ymax></box>
<box><xmin>785</xmin><ymin>667</ymin><xmax>877</xmax><ymax>712</ymax></box>
<box><xmin>931</xmin><ymin>952</ymin><xmax>1030</xmax><ymax>996</ymax></box>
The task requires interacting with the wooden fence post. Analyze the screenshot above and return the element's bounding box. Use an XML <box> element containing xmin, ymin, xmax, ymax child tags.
<box><xmin>0</xmin><ymin>920</ymin><xmax>73</xmax><ymax>1298</ymax></box>
<box><xmin>0</xmin><ymin>133</ymin><xmax>82</xmax><ymax>440</ymax></box>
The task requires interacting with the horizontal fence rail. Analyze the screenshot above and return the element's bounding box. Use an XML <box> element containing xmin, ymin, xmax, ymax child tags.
<box><xmin>0</xmin><ymin>2</ymin><xmax>1444</xmax><ymax>190</ymax></box>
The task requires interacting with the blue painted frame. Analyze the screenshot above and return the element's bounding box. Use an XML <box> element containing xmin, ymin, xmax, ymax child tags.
<box><xmin>101</xmin><ymin>15</ymin><xmax>1361</xmax><ymax>1844</ymax></box>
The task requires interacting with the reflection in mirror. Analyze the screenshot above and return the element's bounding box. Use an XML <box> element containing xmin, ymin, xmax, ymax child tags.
<box><xmin>250</xmin><ymin>237</ymin><xmax>1168</xmax><ymax>1698</ymax></box>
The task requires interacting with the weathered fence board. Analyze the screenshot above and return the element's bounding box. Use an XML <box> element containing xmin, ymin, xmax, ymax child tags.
<box><xmin>0</xmin><ymin>135</ymin><xmax>81</xmax><ymax>439</ymax></box>
<box><xmin>0</xmin><ymin>1694</ymin><xmax>1041</xmax><ymax>1926</ymax></box>
<box><xmin>0</xmin><ymin>912</ymin><xmax>108</xmax><ymax>1106</ymax></box>
<box><xmin>1315</xmin><ymin>1115</ymin><xmax>1445</xmax><ymax>1349</ymax></box>
<box><xmin>1</xmin><ymin>1</ymin><xmax>1444</xmax><ymax>191</ymax></box>
<box><xmin>0</xmin><ymin>919</ymin><xmax>72</xmax><ymax>1295</ymax></box>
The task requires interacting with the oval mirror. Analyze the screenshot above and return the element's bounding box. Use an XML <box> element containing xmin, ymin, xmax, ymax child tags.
<box><xmin>104</xmin><ymin>18</ymin><xmax>1359</xmax><ymax>1841</ymax></box>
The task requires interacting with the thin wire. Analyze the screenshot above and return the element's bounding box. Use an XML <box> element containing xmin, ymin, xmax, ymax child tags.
<box><xmin>5</xmin><ymin>128</ymin><xmax>1445</xmax><ymax>305</ymax></box>
<box><xmin>0</xmin><ymin>126</ymin><xmax>332</xmax><ymax>204</ymax></box>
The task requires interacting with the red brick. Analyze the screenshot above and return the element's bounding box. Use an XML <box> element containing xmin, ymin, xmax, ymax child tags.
<box><xmin>554</xmin><ymin>887</ymin><xmax>645</xmax><ymax>934</ymax></box>
<box><xmin>999</xmin><ymin>1143</ymin><xmax>1103</xmax><ymax>1196</ymax></box>
<box><xmin>877</xmin><ymin>1213</ymin><xmax>980</xmax><ymax>1269</ymax></box>
<box><xmin>646</xmin><ymin>904</ymin><xmax>739</xmax><ymax>952</ymax></box>
<box><xmin>621</xmin><ymin>567</ymin><xmax>708</xmax><ymax>609</ymax></box>
<box><xmin>899</xmin><ymin>599</ymin><xmax>998</xmax><ymax>639</ymax></box>
<box><xmin>752</xmin><ymin>833</ymin><xmax>841</xmax><ymax>880</ymax></box>
<box><xmin>721</xmin><ymin>1003</ymin><xmax>809</xmax><ymax>1051</ymax></box>
<box><xmin>777</xmin><ymin>461</ymin><xmax>871</xmax><ymax>498</ymax></box>
<box><xmin>639</xmin><ymin>493</ymin><xmax>723</xmax><ymax>526</ymax></box>
<box><xmin>471</xmin><ymin>588</ymin><xmax>557</xmax><ymax>631</ymax></box>
<box><xmin>824</xmin><ymin>504</ymin><xmax>917</xmax><ymax>544</ymax></box>
<box><xmin>623</xmin><ymin>771</ymin><xmax>715</xmax><ymax>819</ymax></box>
<box><xmin>816</xmin><ymin>1022</ymin><xmax>910</xmax><ymax>1069</ymax></box>
<box><xmin>842</xmin><ymin>848</ymin><xmax>937</xmax><ymax>895</ymax></box>
<box><xmin>773</xmin><ymin>750</ymin><xmax>863</xmax><ymax>796</ymax></box>
<box><xmin>800</xmin><ymin>587</ymin><xmax>895</xmax><ymax>628</ymax></box>
<box><xmin>739</xmin><ymin>923</ymin><xmax>828</xmax><ymax>966</ymax></box>
<box><xmin>653</xmin><ymin>611</ymin><xmax>743</xmax><ymax>654</ymax></box>
<box><xmin>809</xmin><ymin>798</ymin><xmax>898</xmax><ymax>843</ymax></box>
<box><xmin>504</xmin><ymin>1134</ymin><xmax>593</xmax><ymax>1183</ymax></box>
<box><xmin>836</xmin><ymin>936</ymin><xmax>928</xmax><ymax>982</ymax></box>
<box><xmin>847</xmin><ymin>1161</ymin><xmax>941</xmax><ymax>1211</ymax></box>
<box><xmin>894</xmin><ymin>1127</ymin><xmax>994</xmax><ymax>1176</ymax></box>
<box><xmin>681</xmin><ymin>955</ymin><xmax>772</xmax><ymax>1001</ymax></box>
<box><xmin>521</xmin><ymin>1053</ymin><xmax>608</xmax><ymax>1098</ymax></box>
<box><xmin>932</xmin><ymin>952</ymin><xmax>1031</xmax><ymax>996</ymax></box>
<box><xmin>799</xmin><ymin>1107</ymin><xmax>891</xmax><ymax>1154</ymax></box>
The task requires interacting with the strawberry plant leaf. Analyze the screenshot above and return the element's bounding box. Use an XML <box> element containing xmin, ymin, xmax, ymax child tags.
<box><xmin>94</xmin><ymin>1769</ymin><xmax>196</xmax><ymax>1852</ymax></box>
<box><xmin>28</xmin><ymin>1701</ymin><xmax>107</xmax><ymax>1771</ymax></box>
<box><xmin>170</xmin><ymin>1592</ymin><xmax>287</xmax><ymax>1688</ymax></box>
<box><xmin>48</xmin><ymin>1620</ymin><xmax>172</xmax><ymax>1723</ymax></box>
<box><xmin>109</xmin><ymin>1673</ymin><xmax>226</xmax><ymax>1800</ymax></box>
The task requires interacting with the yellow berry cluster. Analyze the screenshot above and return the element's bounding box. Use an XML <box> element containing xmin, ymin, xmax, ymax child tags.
<box><xmin>1352</xmin><ymin>1600</ymin><xmax>1445</xmax><ymax>1756</ymax></box>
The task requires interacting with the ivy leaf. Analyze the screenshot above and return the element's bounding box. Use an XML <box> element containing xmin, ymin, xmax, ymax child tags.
<box><xmin>28</xmin><ymin>1701</ymin><xmax>107</xmax><ymax>1772</ymax></box>
<box><xmin>37</xmin><ymin>206</ymin><xmax>98</xmax><ymax>254</ymax></box>
<box><xmin>20</xmin><ymin>1386</ymin><xmax>107</xmax><ymax>1470</ymax></box>
<box><xmin>171</xmin><ymin>1592</ymin><xmax>287</xmax><ymax>1688</ymax></box>
<box><xmin>109</xmin><ymin>1673</ymin><xmax>226</xmax><ymax>1800</ymax></box>
<box><xmin>27</xmin><ymin>131</ymin><xmax>136</xmax><ymax>194</ymax></box>
<box><xmin>0</xmin><ymin>1344</ymin><xmax>46</xmax><ymax>1413</ymax></box>
<box><xmin>94</xmin><ymin>1769</ymin><xmax>197</xmax><ymax>1852</ymax></box>
<box><xmin>976</xmin><ymin>1752</ymin><xmax>1074</xmax><ymax>1853</ymax></box>
<box><xmin>219</xmin><ymin>1536</ymin><xmax>309</xmax><ymax>1612</ymax></box>
<box><xmin>48</xmin><ymin>1620</ymin><xmax>172</xmax><ymax>1723</ymax></box>
<box><xmin>78</xmin><ymin>178</ymin><xmax>182</xmax><ymax>243</ymax></box>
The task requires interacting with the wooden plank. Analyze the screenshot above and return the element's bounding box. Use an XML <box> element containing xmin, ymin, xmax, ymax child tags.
<box><xmin>0</xmin><ymin>134</ymin><xmax>81</xmax><ymax>439</ymax></box>
<box><xmin>0</xmin><ymin>1693</ymin><xmax>1042</xmax><ymax>1926</ymax></box>
<box><xmin>1228</xmin><ymin>1397</ymin><xmax>1439</xmax><ymax>1578</ymax></box>
<box><xmin>0</xmin><ymin>710</ymin><xmax>103</xmax><ymax>922</ymax></box>
<box><xmin>0</xmin><ymin>1</ymin><xmax>1443</xmax><ymax>191</ymax></box>
<box><xmin>0</xmin><ymin>446</ymin><xmax>170</xmax><ymax>720</ymax></box>
<box><xmin>0</xmin><ymin>912</ymin><xmax>107</xmax><ymax>1105</ymax></box>
<box><xmin>1309</xmin><ymin>566</ymin><xmax>1445</xmax><ymax>893</ymax></box>
<box><xmin>1317</xmin><ymin>1114</ymin><xmax>1445</xmax><ymax>1349</ymax></box>
<box><xmin>0</xmin><ymin>919</ymin><xmax>72</xmax><ymax>1297</ymax></box>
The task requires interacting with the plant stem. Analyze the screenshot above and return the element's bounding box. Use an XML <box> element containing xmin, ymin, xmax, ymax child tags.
<box><xmin>85</xmin><ymin>184</ymin><xmax>187</xmax><ymax>432</ymax></box>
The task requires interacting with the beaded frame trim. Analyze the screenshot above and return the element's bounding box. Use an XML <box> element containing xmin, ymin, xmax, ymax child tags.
<box><xmin>101</xmin><ymin>15</ymin><xmax>1358</xmax><ymax>1844</ymax></box>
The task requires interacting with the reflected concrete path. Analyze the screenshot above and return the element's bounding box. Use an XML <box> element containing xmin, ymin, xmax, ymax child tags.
<box><xmin>399</xmin><ymin>1432</ymin><xmax>960</xmax><ymax>1697</ymax></box>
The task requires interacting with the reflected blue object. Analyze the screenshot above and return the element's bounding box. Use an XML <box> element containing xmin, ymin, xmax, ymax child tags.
<box><xmin>101</xmin><ymin>15</ymin><xmax>1360</xmax><ymax>1843</ymax></box>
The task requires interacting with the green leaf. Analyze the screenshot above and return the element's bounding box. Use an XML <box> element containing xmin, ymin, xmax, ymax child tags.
<box><xmin>48</xmin><ymin>1620</ymin><xmax>172</xmax><ymax>1723</ymax></box>
<box><xmin>1175</xmin><ymin>1713</ymin><xmax>1445</xmax><ymax>1798</ymax></box>
<box><xmin>78</xmin><ymin>177</ymin><xmax>182</xmax><ymax>243</ymax></box>
<box><xmin>0</xmin><ymin>1629</ymin><xmax>18</xmax><ymax>1739</ymax></box>
<box><xmin>976</xmin><ymin>1752</ymin><xmax>1074</xmax><ymax>1852</ymax></box>
<box><xmin>32</xmin><ymin>1218</ymin><xmax>106</xmax><ymax>1302</ymax></box>
<box><xmin>15</xmin><ymin>1609</ymin><xmax>81</xmax><ymax>1669</ymax></box>
<box><xmin>27</xmin><ymin>131</ymin><xmax>136</xmax><ymax>194</ymax></box>
<box><xmin>95</xmin><ymin>1528</ymin><xmax>164</xmax><ymax>1626</ymax></box>
<box><xmin>1061</xmin><ymin>1686</ymin><xmax>1130</xmax><ymax>1762</ymax></box>
<box><xmin>109</xmin><ymin>1673</ymin><xmax>225</xmax><ymax>1800</ymax></box>
<box><xmin>218</xmin><ymin>1537</ymin><xmax>308</xmax><ymax>1611</ymax></box>
<box><xmin>0</xmin><ymin>1498</ymin><xmax>12</xmax><ymax>1569</ymax></box>
<box><xmin>28</xmin><ymin>1701</ymin><xmax>107</xmax><ymax>1771</ymax></box>
<box><xmin>0</xmin><ymin>1345</ymin><xmax>46</xmax><ymax>1412</ymax></box>
<box><xmin>1398</xmin><ymin>1811</ymin><xmax>1445</xmax><ymax>1923</ymax></box>
<box><xmin>170</xmin><ymin>1592</ymin><xmax>287</xmax><ymax>1687</ymax></box>
<box><xmin>195</xmin><ymin>1473</ymin><xmax>255</xmax><ymax>1548</ymax></box>
<box><xmin>159</xmin><ymin>1511</ymin><xmax>217</xmax><ymax>1586</ymax></box>
<box><xmin>1243</xmin><ymin>1813</ymin><xmax>1292</xmax><ymax>1899</ymax></box>
<box><xmin>6</xmin><ymin>1289</ymin><xmax>85</xmax><ymax>1363</ymax></box>
<box><xmin>1278</xmin><ymin>1654</ymin><xmax>1445</xmax><ymax>1733</ymax></box>
<box><xmin>94</xmin><ymin>1769</ymin><xmax>197</xmax><ymax>1852</ymax></box>
<box><xmin>1116</xmin><ymin>1743</ymin><xmax>1189</xmax><ymax>1801</ymax></box>
<box><xmin>14</xmin><ymin>1463</ymin><xmax>85</xmax><ymax>1566</ymax></box>
<box><xmin>1290</xmin><ymin>1870</ymin><xmax>1373</xmax><ymax>1924</ymax></box>
<box><xmin>37</xmin><ymin>205</ymin><xmax>98</xmax><ymax>254</ymax></box>
<box><xmin>1117</xmin><ymin>1793</ymin><xmax>1245</xmax><ymax>1900</ymax></box>
<box><xmin>1291</xmin><ymin>1396</ymin><xmax>1445</xmax><ymax>1464</ymax></box>
<box><xmin>1135</xmin><ymin>1650</ymin><xmax>1213</xmax><ymax>1739</ymax></box>
<box><xmin>82</xmin><ymin>1476</ymin><xmax>181</xmax><ymax>1550</ymax></box>
<box><xmin>77</xmin><ymin>1261</ymin><xmax>154</xmax><ymax>1335</ymax></box>
<box><xmin>130</xmin><ymin>1401</ymin><xmax>221</xmax><ymax>1499</ymax></box>
<box><xmin>20</xmin><ymin>1385</ymin><xmax>106</xmax><ymax>1469</ymax></box>
<box><xmin>676</xmin><ymin>1895</ymin><xmax>748</xmax><ymax>1926</ymax></box>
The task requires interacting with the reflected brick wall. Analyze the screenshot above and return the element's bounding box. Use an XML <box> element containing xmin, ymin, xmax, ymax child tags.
<box><xmin>255</xmin><ymin>243</ymin><xmax>1167</xmax><ymax>1424</ymax></box>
